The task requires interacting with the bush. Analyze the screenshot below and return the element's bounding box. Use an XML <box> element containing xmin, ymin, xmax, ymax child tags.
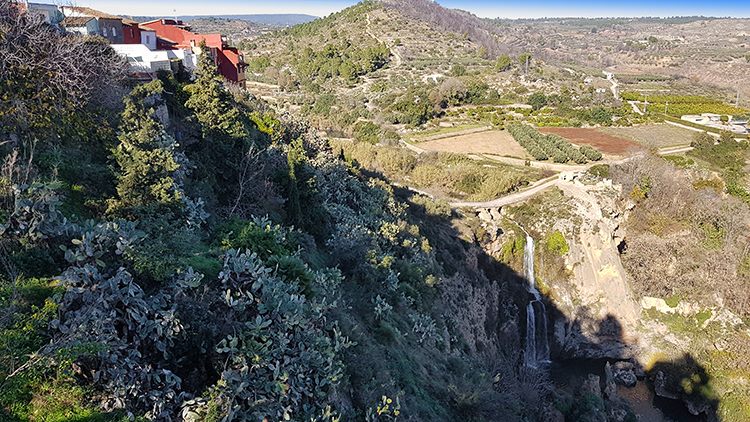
<box><xmin>219</xmin><ymin>216</ymin><xmax>298</xmax><ymax>259</ymax></box>
<box><xmin>588</xmin><ymin>164</ymin><xmax>610</xmax><ymax>179</ymax></box>
<box><xmin>354</xmin><ymin>121</ymin><xmax>381</xmax><ymax>144</ymax></box>
<box><xmin>544</xmin><ymin>231</ymin><xmax>569</xmax><ymax>255</ymax></box>
<box><xmin>580</xmin><ymin>145</ymin><xmax>603</xmax><ymax>161</ymax></box>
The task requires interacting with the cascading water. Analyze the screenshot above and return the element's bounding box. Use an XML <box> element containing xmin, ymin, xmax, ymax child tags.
<box><xmin>523</xmin><ymin>233</ymin><xmax>550</xmax><ymax>368</ymax></box>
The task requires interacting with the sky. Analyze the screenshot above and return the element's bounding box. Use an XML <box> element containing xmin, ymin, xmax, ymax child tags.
<box><xmin>71</xmin><ymin>0</ymin><xmax>750</xmax><ymax>18</ymax></box>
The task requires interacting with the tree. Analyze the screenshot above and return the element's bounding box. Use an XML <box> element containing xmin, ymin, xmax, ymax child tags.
<box><xmin>691</xmin><ymin>132</ymin><xmax>714</xmax><ymax>150</ymax></box>
<box><xmin>0</xmin><ymin>2</ymin><xmax>125</xmax><ymax>161</ymax></box>
<box><xmin>112</xmin><ymin>80</ymin><xmax>184</xmax><ymax>210</ymax></box>
<box><xmin>184</xmin><ymin>44</ymin><xmax>248</xmax><ymax>141</ymax></box>
<box><xmin>495</xmin><ymin>54</ymin><xmax>512</xmax><ymax>72</ymax></box>
<box><xmin>528</xmin><ymin>92</ymin><xmax>548</xmax><ymax>111</ymax></box>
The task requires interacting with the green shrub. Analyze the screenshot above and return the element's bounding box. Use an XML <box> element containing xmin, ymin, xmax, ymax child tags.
<box><xmin>544</xmin><ymin>231</ymin><xmax>569</xmax><ymax>255</ymax></box>
<box><xmin>665</xmin><ymin>295</ymin><xmax>681</xmax><ymax>308</ymax></box>
<box><xmin>588</xmin><ymin>164</ymin><xmax>610</xmax><ymax>179</ymax></box>
<box><xmin>354</xmin><ymin>121</ymin><xmax>381</xmax><ymax>144</ymax></box>
<box><xmin>219</xmin><ymin>216</ymin><xmax>297</xmax><ymax>259</ymax></box>
<box><xmin>500</xmin><ymin>234</ymin><xmax>526</xmax><ymax>263</ymax></box>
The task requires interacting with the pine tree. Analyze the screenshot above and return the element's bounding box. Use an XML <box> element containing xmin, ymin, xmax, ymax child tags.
<box><xmin>113</xmin><ymin>80</ymin><xmax>184</xmax><ymax>210</ymax></box>
<box><xmin>184</xmin><ymin>44</ymin><xmax>247</xmax><ymax>140</ymax></box>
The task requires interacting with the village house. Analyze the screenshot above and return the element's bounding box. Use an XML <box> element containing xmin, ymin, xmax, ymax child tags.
<box><xmin>61</xmin><ymin>16</ymin><xmax>98</xmax><ymax>36</ymax></box>
<box><xmin>22</xmin><ymin>1</ymin><xmax>63</xmax><ymax>25</ymax></box>
<box><xmin>122</xmin><ymin>18</ymin><xmax>158</xmax><ymax>50</ymax></box>
<box><xmin>19</xmin><ymin>2</ymin><xmax>246</xmax><ymax>84</ymax></box>
<box><xmin>61</xmin><ymin>6</ymin><xmax>124</xmax><ymax>43</ymax></box>
<box><xmin>140</xmin><ymin>18</ymin><xmax>247</xmax><ymax>85</ymax></box>
<box><xmin>111</xmin><ymin>44</ymin><xmax>199</xmax><ymax>79</ymax></box>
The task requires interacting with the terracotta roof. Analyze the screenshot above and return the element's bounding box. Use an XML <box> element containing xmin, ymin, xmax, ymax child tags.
<box><xmin>62</xmin><ymin>16</ymin><xmax>94</xmax><ymax>27</ymax></box>
<box><xmin>63</xmin><ymin>6</ymin><xmax>122</xmax><ymax>20</ymax></box>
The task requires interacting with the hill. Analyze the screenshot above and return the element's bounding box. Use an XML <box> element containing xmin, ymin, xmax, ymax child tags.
<box><xmin>127</xmin><ymin>13</ymin><xmax>317</xmax><ymax>27</ymax></box>
<box><xmin>182</xmin><ymin>13</ymin><xmax>318</xmax><ymax>26</ymax></box>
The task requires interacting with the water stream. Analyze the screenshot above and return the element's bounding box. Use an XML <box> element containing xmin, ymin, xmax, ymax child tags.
<box><xmin>523</xmin><ymin>233</ymin><xmax>550</xmax><ymax>368</ymax></box>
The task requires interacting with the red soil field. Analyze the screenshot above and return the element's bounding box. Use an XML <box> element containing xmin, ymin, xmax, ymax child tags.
<box><xmin>539</xmin><ymin>127</ymin><xmax>643</xmax><ymax>155</ymax></box>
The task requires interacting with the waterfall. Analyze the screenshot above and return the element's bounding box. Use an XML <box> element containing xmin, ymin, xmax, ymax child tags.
<box><xmin>523</xmin><ymin>233</ymin><xmax>550</xmax><ymax>367</ymax></box>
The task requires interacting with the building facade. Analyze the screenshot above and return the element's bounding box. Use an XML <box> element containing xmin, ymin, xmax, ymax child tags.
<box><xmin>61</xmin><ymin>6</ymin><xmax>124</xmax><ymax>43</ymax></box>
<box><xmin>140</xmin><ymin>19</ymin><xmax>247</xmax><ymax>84</ymax></box>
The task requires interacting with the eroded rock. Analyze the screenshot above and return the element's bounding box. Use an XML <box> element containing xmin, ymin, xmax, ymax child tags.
<box><xmin>604</xmin><ymin>362</ymin><xmax>617</xmax><ymax>398</ymax></box>
<box><xmin>654</xmin><ymin>371</ymin><xmax>679</xmax><ymax>400</ymax></box>
<box><xmin>612</xmin><ymin>361</ymin><xmax>637</xmax><ymax>387</ymax></box>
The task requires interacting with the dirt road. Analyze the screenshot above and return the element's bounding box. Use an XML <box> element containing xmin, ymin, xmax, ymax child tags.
<box><xmin>450</xmin><ymin>176</ymin><xmax>561</xmax><ymax>208</ymax></box>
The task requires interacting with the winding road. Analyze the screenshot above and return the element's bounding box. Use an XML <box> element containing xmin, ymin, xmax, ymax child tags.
<box><xmin>450</xmin><ymin>176</ymin><xmax>562</xmax><ymax>208</ymax></box>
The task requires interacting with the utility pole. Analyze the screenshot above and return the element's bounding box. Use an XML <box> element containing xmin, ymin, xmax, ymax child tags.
<box><xmin>665</xmin><ymin>101</ymin><xmax>669</xmax><ymax>115</ymax></box>
<box><xmin>644</xmin><ymin>93</ymin><xmax>648</xmax><ymax>113</ymax></box>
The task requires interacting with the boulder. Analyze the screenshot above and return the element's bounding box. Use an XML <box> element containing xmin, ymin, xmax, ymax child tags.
<box><xmin>613</xmin><ymin>361</ymin><xmax>637</xmax><ymax>387</ymax></box>
<box><xmin>608</xmin><ymin>408</ymin><xmax>629</xmax><ymax>422</ymax></box>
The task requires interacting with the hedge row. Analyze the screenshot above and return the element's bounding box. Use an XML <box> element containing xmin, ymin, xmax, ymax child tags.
<box><xmin>508</xmin><ymin>123</ymin><xmax>603</xmax><ymax>164</ymax></box>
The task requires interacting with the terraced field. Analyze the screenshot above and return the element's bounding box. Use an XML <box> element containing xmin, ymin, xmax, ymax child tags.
<box><xmin>416</xmin><ymin>129</ymin><xmax>531</xmax><ymax>158</ymax></box>
<box><xmin>539</xmin><ymin>127</ymin><xmax>643</xmax><ymax>156</ymax></box>
<box><xmin>601</xmin><ymin>124</ymin><xmax>698</xmax><ymax>148</ymax></box>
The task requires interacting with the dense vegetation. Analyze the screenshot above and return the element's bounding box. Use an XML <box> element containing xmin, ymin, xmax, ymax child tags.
<box><xmin>296</xmin><ymin>41</ymin><xmax>390</xmax><ymax>83</ymax></box>
<box><xmin>621</xmin><ymin>92</ymin><xmax>749</xmax><ymax>116</ymax></box>
<box><xmin>507</xmin><ymin>123</ymin><xmax>603</xmax><ymax>163</ymax></box>
<box><xmin>333</xmin><ymin>140</ymin><xmax>543</xmax><ymax>200</ymax></box>
<box><xmin>0</xmin><ymin>4</ymin><xmax>549</xmax><ymax>420</ymax></box>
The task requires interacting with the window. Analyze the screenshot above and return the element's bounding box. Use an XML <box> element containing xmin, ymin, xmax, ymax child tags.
<box><xmin>111</xmin><ymin>27</ymin><xmax>116</xmax><ymax>37</ymax></box>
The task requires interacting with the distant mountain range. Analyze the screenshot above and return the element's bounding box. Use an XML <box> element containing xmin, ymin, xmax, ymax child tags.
<box><xmin>129</xmin><ymin>14</ymin><xmax>318</xmax><ymax>27</ymax></box>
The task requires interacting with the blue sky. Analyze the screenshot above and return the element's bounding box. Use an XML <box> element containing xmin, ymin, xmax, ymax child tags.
<box><xmin>77</xmin><ymin>0</ymin><xmax>750</xmax><ymax>18</ymax></box>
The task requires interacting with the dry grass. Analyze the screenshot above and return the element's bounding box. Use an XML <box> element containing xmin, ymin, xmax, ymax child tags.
<box><xmin>416</xmin><ymin>130</ymin><xmax>530</xmax><ymax>159</ymax></box>
<box><xmin>601</xmin><ymin>124</ymin><xmax>697</xmax><ymax>149</ymax></box>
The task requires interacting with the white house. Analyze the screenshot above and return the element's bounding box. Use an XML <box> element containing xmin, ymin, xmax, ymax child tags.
<box><xmin>140</xmin><ymin>28</ymin><xmax>157</xmax><ymax>50</ymax></box>
<box><xmin>24</xmin><ymin>2</ymin><xmax>64</xmax><ymax>25</ymax></box>
<box><xmin>111</xmin><ymin>44</ymin><xmax>199</xmax><ymax>77</ymax></box>
<box><xmin>62</xmin><ymin>16</ymin><xmax>98</xmax><ymax>36</ymax></box>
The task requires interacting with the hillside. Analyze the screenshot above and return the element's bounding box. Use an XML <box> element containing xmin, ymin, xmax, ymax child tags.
<box><xmin>0</xmin><ymin>4</ymin><xmax>548</xmax><ymax>420</ymax></box>
<box><xmin>4</xmin><ymin>1</ymin><xmax>750</xmax><ymax>421</ymax></box>
<box><xmin>244</xmin><ymin>0</ymin><xmax>603</xmax><ymax>138</ymax></box>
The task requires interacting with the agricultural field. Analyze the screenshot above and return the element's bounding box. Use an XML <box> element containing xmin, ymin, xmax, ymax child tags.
<box><xmin>408</xmin><ymin>124</ymin><xmax>490</xmax><ymax>142</ymax></box>
<box><xmin>539</xmin><ymin>127</ymin><xmax>643</xmax><ymax>156</ymax></box>
<box><xmin>601</xmin><ymin>124</ymin><xmax>698</xmax><ymax>148</ymax></box>
<box><xmin>621</xmin><ymin>92</ymin><xmax>749</xmax><ymax>117</ymax></box>
<box><xmin>416</xmin><ymin>129</ymin><xmax>531</xmax><ymax>158</ymax></box>
<box><xmin>508</xmin><ymin>124</ymin><xmax>603</xmax><ymax>164</ymax></box>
